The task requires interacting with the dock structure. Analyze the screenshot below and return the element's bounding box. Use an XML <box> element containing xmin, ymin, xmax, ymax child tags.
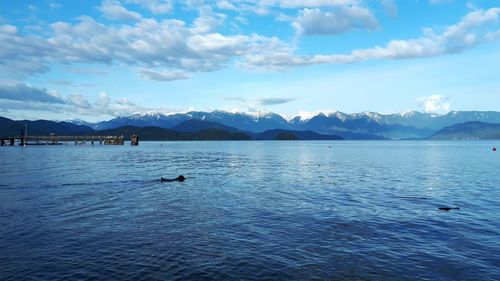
<box><xmin>0</xmin><ymin>135</ymin><xmax>125</xmax><ymax>146</ymax></box>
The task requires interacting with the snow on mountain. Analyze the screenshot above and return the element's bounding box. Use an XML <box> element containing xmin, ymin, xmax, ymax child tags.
<box><xmin>356</xmin><ymin>112</ymin><xmax>384</xmax><ymax>122</ymax></box>
<box><xmin>293</xmin><ymin>110</ymin><xmax>342</xmax><ymax>123</ymax></box>
<box><xmin>398</xmin><ymin>109</ymin><xmax>418</xmax><ymax>118</ymax></box>
<box><xmin>129</xmin><ymin>111</ymin><xmax>165</xmax><ymax>120</ymax></box>
<box><xmin>86</xmin><ymin>109</ymin><xmax>500</xmax><ymax>139</ymax></box>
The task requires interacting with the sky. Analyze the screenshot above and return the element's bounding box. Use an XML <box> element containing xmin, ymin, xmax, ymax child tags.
<box><xmin>0</xmin><ymin>0</ymin><xmax>499</xmax><ymax>121</ymax></box>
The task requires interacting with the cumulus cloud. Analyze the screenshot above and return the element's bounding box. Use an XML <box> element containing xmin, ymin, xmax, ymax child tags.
<box><xmin>0</xmin><ymin>25</ymin><xmax>51</xmax><ymax>78</ymax></box>
<box><xmin>417</xmin><ymin>95</ymin><xmax>451</xmax><ymax>115</ymax></box>
<box><xmin>126</xmin><ymin>0</ymin><xmax>173</xmax><ymax>14</ymax></box>
<box><xmin>0</xmin><ymin>85</ymin><xmax>168</xmax><ymax>117</ymax></box>
<box><xmin>0</xmin><ymin>81</ymin><xmax>166</xmax><ymax>117</ymax></box>
<box><xmin>215</xmin><ymin>0</ymin><xmax>360</xmax><ymax>15</ymax></box>
<box><xmin>0</xmin><ymin>4</ymin><xmax>499</xmax><ymax>81</ymax></box>
<box><xmin>96</xmin><ymin>92</ymin><xmax>111</xmax><ymax>109</ymax></box>
<box><xmin>216</xmin><ymin>0</ymin><xmax>270</xmax><ymax>15</ymax></box>
<box><xmin>242</xmin><ymin>8</ymin><xmax>500</xmax><ymax>70</ymax></box>
<box><xmin>99</xmin><ymin>0</ymin><xmax>142</xmax><ymax>21</ymax></box>
<box><xmin>0</xmin><ymin>81</ymin><xmax>65</xmax><ymax>104</ymax></box>
<box><xmin>0</xmin><ymin>14</ymin><xmax>287</xmax><ymax>80</ymax></box>
<box><xmin>292</xmin><ymin>6</ymin><xmax>378</xmax><ymax>36</ymax></box>
<box><xmin>259</xmin><ymin>0</ymin><xmax>360</xmax><ymax>9</ymax></box>
<box><xmin>257</xmin><ymin>97</ymin><xmax>296</xmax><ymax>105</ymax></box>
<box><xmin>190</xmin><ymin>7</ymin><xmax>227</xmax><ymax>33</ymax></box>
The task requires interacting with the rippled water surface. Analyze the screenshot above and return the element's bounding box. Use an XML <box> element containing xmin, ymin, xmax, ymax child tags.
<box><xmin>1</xmin><ymin>141</ymin><xmax>499</xmax><ymax>280</ymax></box>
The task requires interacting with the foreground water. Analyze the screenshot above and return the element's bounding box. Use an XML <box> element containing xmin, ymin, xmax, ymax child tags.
<box><xmin>0</xmin><ymin>141</ymin><xmax>499</xmax><ymax>280</ymax></box>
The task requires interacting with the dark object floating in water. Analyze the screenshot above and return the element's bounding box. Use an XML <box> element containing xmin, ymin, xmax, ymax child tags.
<box><xmin>438</xmin><ymin>207</ymin><xmax>460</xmax><ymax>211</ymax></box>
<box><xmin>398</xmin><ymin>196</ymin><xmax>428</xmax><ymax>200</ymax></box>
<box><xmin>493</xmin><ymin>147</ymin><xmax>497</xmax><ymax>152</ymax></box>
<box><xmin>161</xmin><ymin>175</ymin><xmax>186</xmax><ymax>182</ymax></box>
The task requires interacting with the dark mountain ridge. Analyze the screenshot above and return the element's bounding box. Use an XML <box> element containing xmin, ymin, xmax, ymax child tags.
<box><xmin>93</xmin><ymin>126</ymin><xmax>252</xmax><ymax>141</ymax></box>
<box><xmin>0</xmin><ymin>117</ymin><xmax>93</xmax><ymax>136</ymax></box>
<box><xmin>430</xmin><ymin>121</ymin><xmax>500</xmax><ymax>140</ymax></box>
<box><xmin>170</xmin><ymin>119</ymin><xmax>241</xmax><ymax>133</ymax></box>
<box><xmin>85</xmin><ymin>110</ymin><xmax>500</xmax><ymax>140</ymax></box>
<box><xmin>4</xmin><ymin>111</ymin><xmax>500</xmax><ymax>140</ymax></box>
<box><xmin>254</xmin><ymin>129</ymin><xmax>344</xmax><ymax>140</ymax></box>
<box><xmin>0</xmin><ymin>117</ymin><xmax>343</xmax><ymax>141</ymax></box>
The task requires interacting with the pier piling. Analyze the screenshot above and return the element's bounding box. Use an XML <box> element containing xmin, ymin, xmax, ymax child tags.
<box><xmin>131</xmin><ymin>134</ymin><xmax>139</xmax><ymax>146</ymax></box>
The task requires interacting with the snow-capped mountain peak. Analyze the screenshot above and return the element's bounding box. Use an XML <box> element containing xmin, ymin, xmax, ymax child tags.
<box><xmin>295</xmin><ymin>110</ymin><xmax>339</xmax><ymax>123</ymax></box>
<box><xmin>398</xmin><ymin>109</ymin><xmax>418</xmax><ymax>117</ymax></box>
<box><xmin>130</xmin><ymin>110</ymin><xmax>165</xmax><ymax>120</ymax></box>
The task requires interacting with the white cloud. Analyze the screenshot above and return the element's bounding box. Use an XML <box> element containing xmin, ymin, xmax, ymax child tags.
<box><xmin>98</xmin><ymin>0</ymin><xmax>142</xmax><ymax>21</ymax></box>
<box><xmin>0</xmin><ymin>81</ymin><xmax>65</xmax><ymax>104</ymax></box>
<box><xmin>187</xmin><ymin>33</ymin><xmax>249</xmax><ymax>53</ymax></box>
<box><xmin>0</xmin><ymin>24</ymin><xmax>17</xmax><ymax>34</ymax></box>
<box><xmin>242</xmin><ymin>8</ymin><xmax>500</xmax><ymax>69</ymax></box>
<box><xmin>126</xmin><ymin>0</ymin><xmax>173</xmax><ymax>14</ymax></box>
<box><xmin>138</xmin><ymin>68</ymin><xmax>190</xmax><ymax>81</ymax></box>
<box><xmin>67</xmin><ymin>94</ymin><xmax>93</xmax><ymax>108</ymax></box>
<box><xmin>0</xmin><ymin>83</ymin><xmax>171</xmax><ymax>118</ymax></box>
<box><xmin>417</xmin><ymin>95</ymin><xmax>451</xmax><ymax>115</ymax></box>
<box><xmin>1</xmin><ymin>5</ymin><xmax>499</xmax><ymax>82</ymax></box>
<box><xmin>96</xmin><ymin>92</ymin><xmax>111</xmax><ymax>109</ymax></box>
<box><xmin>216</xmin><ymin>0</ymin><xmax>237</xmax><ymax>10</ymax></box>
<box><xmin>216</xmin><ymin>0</ymin><xmax>270</xmax><ymax>15</ymax></box>
<box><xmin>0</xmin><ymin>16</ymin><xmax>287</xmax><ymax>79</ymax></box>
<box><xmin>261</xmin><ymin>0</ymin><xmax>360</xmax><ymax>8</ymax></box>
<box><xmin>215</xmin><ymin>0</ymin><xmax>360</xmax><ymax>14</ymax></box>
<box><xmin>292</xmin><ymin>6</ymin><xmax>378</xmax><ymax>36</ymax></box>
<box><xmin>190</xmin><ymin>6</ymin><xmax>227</xmax><ymax>33</ymax></box>
<box><xmin>257</xmin><ymin>97</ymin><xmax>296</xmax><ymax>105</ymax></box>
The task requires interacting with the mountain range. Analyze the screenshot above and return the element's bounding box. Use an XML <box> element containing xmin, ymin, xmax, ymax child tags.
<box><xmin>430</xmin><ymin>121</ymin><xmax>500</xmax><ymax>140</ymax></box>
<box><xmin>84</xmin><ymin>110</ymin><xmax>500</xmax><ymax>140</ymax></box>
<box><xmin>3</xmin><ymin>110</ymin><xmax>500</xmax><ymax>140</ymax></box>
<box><xmin>0</xmin><ymin>117</ymin><xmax>344</xmax><ymax>141</ymax></box>
<box><xmin>0</xmin><ymin>116</ymin><xmax>93</xmax><ymax>136</ymax></box>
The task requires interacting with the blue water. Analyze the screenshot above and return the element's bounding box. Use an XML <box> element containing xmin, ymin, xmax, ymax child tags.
<box><xmin>0</xmin><ymin>141</ymin><xmax>499</xmax><ymax>280</ymax></box>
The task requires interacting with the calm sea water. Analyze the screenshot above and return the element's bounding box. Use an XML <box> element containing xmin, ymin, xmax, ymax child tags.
<box><xmin>0</xmin><ymin>141</ymin><xmax>499</xmax><ymax>281</ymax></box>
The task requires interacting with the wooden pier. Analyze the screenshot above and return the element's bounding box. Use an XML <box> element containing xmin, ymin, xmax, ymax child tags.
<box><xmin>0</xmin><ymin>135</ymin><xmax>125</xmax><ymax>146</ymax></box>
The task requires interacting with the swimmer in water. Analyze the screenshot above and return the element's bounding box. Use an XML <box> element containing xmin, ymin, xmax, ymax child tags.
<box><xmin>438</xmin><ymin>207</ymin><xmax>460</xmax><ymax>211</ymax></box>
<box><xmin>161</xmin><ymin>175</ymin><xmax>186</xmax><ymax>182</ymax></box>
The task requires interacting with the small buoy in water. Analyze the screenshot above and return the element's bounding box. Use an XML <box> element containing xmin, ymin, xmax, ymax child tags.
<box><xmin>493</xmin><ymin>147</ymin><xmax>497</xmax><ymax>152</ymax></box>
<box><xmin>328</xmin><ymin>146</ymin><xmax>331</xmax><ymax>148</ymax></box>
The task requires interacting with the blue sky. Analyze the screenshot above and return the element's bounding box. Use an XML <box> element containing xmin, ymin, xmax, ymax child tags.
<box><xmin>0</xmin><ymin>0</ymin><xmax>499</xmax><ymax>121</ymax></box>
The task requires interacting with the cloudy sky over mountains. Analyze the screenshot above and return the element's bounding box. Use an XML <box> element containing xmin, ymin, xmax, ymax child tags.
<box><xmin>0</xmin><ymin>0</ymin><xmax>499</xmax><ymax>121</ymax></box>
